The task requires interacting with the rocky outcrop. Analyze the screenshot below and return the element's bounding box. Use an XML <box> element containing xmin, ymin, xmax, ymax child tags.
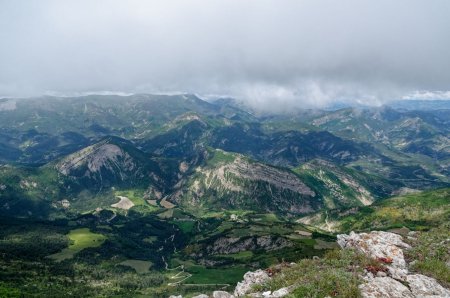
<box><xmin>56</xmin><ymin>141</ymin><xmax>137</xmax><ymax>177</ymax></box>
<box><xmin>212</xmin><ymin>291</ymin><xmax>234</xmax><ymax>298</ymax></box>
<box><xmin>358</xmin><ymin>277</ymin><xmax>413</xmax><ymax>298</ymax></box>
<box><xmin>234</xmin><ymin>269</ymin><xmax>271</xmax><ymax>297</ymax></box>
<box><xmin>338</xmin><ymin>231</ymin><xmax>450</xmax><ymax>298</ymax></box>
<box><xmin>406</xmin><ymin>274</ymin><xmax>450</xmax><ymax>297</ymax></box>
<box><xmin>245</xmin><ymin>286</ymin><xmax>296</xmax><ymax>298</ymax></box>
<box><xmin>337</xmin><ymin>231</ymin><xmax>411</xmax><ymax>280</ymax></box>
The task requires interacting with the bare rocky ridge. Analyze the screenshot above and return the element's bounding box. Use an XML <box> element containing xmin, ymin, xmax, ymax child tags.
<box><xmin>191</xmin><ymin>156</ymin><xmax>315</xmax><ymax>196</ymax></box>
<box><xmin>56</xmin><ymin>140</ymin><xmax>137</xmax><ymax>179</ymax></box>
<box><xmin>177</xmin><ymin>154</ymin><xmax>317</xmax><ymax>214</ymax></box>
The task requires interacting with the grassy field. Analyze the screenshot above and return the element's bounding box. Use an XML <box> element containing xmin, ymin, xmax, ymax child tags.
<box><xmin>405</xmin><ymin>224</ymin><xmax>450</xmax><ymax>287</ymax></box>
<box><xmin>215</xmin><ymin>251</ymin><xmax>254</xmax><ymax>261</ymax></box>
<box><xmin>207</xmin><ymin>149</ymin><xmax>236</xmax><ymax>166</ymax></box>
<box><xmin>119</xmin><ymin>259</ymin><xmax>153</xmax><ymax>274</ymax></box>
<box><xmin>173</xmin><ymin>220</ymin><xmax>197</xmax><ymax>234</ymax></box>
<box><xmin>170</xmin><ymin>259</ymin><xmax>249</xmax><ymax>285</ymax></box>
<box><xmin>337</xmin><ymin>188</ymin><xmax>450</xmax><ymax>231</ymax></box>
<box><xmin>186</xmin><ymin>265</ymin><xmax>248</xmax><ymax>285</ymax></box>
<box><xmin>48</xmin><ymin>228</ymin><xmax>106</xmax><ymax>261</ymax></box>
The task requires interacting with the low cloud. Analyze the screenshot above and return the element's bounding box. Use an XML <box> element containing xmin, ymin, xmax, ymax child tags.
<box><xmin>0</xmin><ymin>0</ymin><xmax>449</xmax><ymax>109</ymax></box>
<box><xmin>403</xmin><ymin>91</ymin><xmax>450</xmax><ymax>100</ymax></box>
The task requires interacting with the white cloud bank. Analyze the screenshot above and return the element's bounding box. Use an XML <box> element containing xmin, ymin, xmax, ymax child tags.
<box><xmin>0</xmin><ymin>0</ymin><xmax>449</xmax><ymax>109</ymax></box>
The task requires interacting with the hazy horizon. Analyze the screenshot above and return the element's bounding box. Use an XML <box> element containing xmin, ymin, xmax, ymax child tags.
<box><xmin>1</xmin><ymin>0</ymin><xmax>450</xmax><ymax>110</ymax></box>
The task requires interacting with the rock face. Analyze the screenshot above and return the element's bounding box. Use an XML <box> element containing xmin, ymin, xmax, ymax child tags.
<box><xmin>180</xmin><ymin>154</ymin><xmax>318</xmax><ymax>215</ymax></box>
<box><xmin>203</xmin><ymin>235</ymin><xmax>292</xmax><ymax>256</ymax></box>
<box><xmin>234</xmin><ymin>269</ymin><xmax>271</xmax><ymax>297</ymax></box>
<box><xmin>54</xmin><ymin>137</ymin><xmax>169</xmax><ymax>190</ymax></box>
<box><xmin>57</xmin><ymin>141</ymin><xmax>136</xmax><ymax>177</ymax></box>
<box><xmin>224</xmin><ymin>157</ymin><xmax>315</xmax><ymax>196</ymax></box>
<box><xmin>338</xmin><ymin>231</ymin><xmax>450</xmax><ymax>298</ymax></box>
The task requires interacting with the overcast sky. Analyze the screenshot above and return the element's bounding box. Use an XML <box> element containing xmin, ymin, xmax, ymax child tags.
<box><xmin>0</xmin><ymin>0</ymin><xmax>449</xmax><ymax>109</ymax></box>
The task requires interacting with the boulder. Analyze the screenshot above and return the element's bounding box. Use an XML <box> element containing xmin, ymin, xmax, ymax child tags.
<box><xmin>406</xmin><ymin>274</ymin><xmax>450</xmax><ymax>297</ymax></box>
<box><xmin>271</xmin><ymin>287</ymin><xmax>292</xmax><ymax>297</ymax></box>
<box><xmin>192</xmin><ymin>295</ymin><xmax>209</xmax><ymax>298</ymax></box>
<box><xmin>213</xmin><ymin>291</ymin><xmax>234</xmax><ymax>298</ymax></box>
<box><xmin>359</xmin><ymin>277</ymin><xmax>413</xmax><ymax>298</ymax></box>
<box><xmin>234</xmin><ymin>269</ymin><xmax>271</xmax><ymax>296</ymax></box>
<box><xmin>243</xmin><ymin>285</ymin><xmax>294</xmax><ymax>297</ymax></box>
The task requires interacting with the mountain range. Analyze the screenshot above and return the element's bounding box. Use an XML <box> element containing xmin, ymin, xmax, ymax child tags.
<box><xmin>0</xmin><ymin>94</ymin><xmax>449</xmax><ymax>297</ymax></box>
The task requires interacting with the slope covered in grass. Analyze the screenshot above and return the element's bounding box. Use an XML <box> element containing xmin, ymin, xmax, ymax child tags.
<box><xmin>338</xmin><ymin>188</ymin><xmax>450</xmax><ymax>232</ymax></box>
<box><xmin>300</xmin><ymin>188</ymin><xmax>450</xmax><ymax>232</ymax></box>
<box><xmin>406</xmin><ymin>224</ymin><xmax>450</xmax><ymax>287</ymax></box>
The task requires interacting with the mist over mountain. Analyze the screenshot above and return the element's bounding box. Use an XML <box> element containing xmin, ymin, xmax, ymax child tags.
<box><xmin>1</xmin><ymin>0</ymin><xmax>450</xmax><ymax>110</ymax></box>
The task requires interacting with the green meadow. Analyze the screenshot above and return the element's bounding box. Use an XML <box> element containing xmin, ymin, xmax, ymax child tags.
<box><xmin>119</xmin><ymin>259</ymin><xmax>153</xmax><ymax>274</ymax></box>
<box><xmin>48</xmin><ymin>228</ymin><xmax>106</xmax><ymax>261</ymax></box>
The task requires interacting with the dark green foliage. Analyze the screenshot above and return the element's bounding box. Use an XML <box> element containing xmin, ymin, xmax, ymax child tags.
<box><xmin>0</xmin><ymin>220</ymin><xmax>69</xmax><ymax>259</ymax></box>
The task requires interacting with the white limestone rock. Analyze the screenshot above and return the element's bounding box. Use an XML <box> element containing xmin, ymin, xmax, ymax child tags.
<box><xmin>406</xmin><ymin>274</ymin><xmax>450</xmax><ymax>297</ymax></box>
<box><xmin>359</xmin><ymin>277</ymin><xmax>413</xmax><ymax>298</ymax></box>
<box><xmin>234</xmin><ymin>269</ymin><xmax>271</xmax><ymax>297</ymax></box>
<box><xmin>337</xmin><ymin>231</ymin><xmax>411</xmax><ymax>280</ymax></box>
<box><xmin>244</xmin><ymin>286</ymin><xmax>294</xmax><ymax>298</ymax></box>
<box><xmin>213</xmin><ymin>291</ymin><xmax>235</xmax><ymax>298</ymax></box>
<box><xmin>271</xmin><ymin>287</ymin><xmax>292</xmax><ymax>297</ymax></box>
